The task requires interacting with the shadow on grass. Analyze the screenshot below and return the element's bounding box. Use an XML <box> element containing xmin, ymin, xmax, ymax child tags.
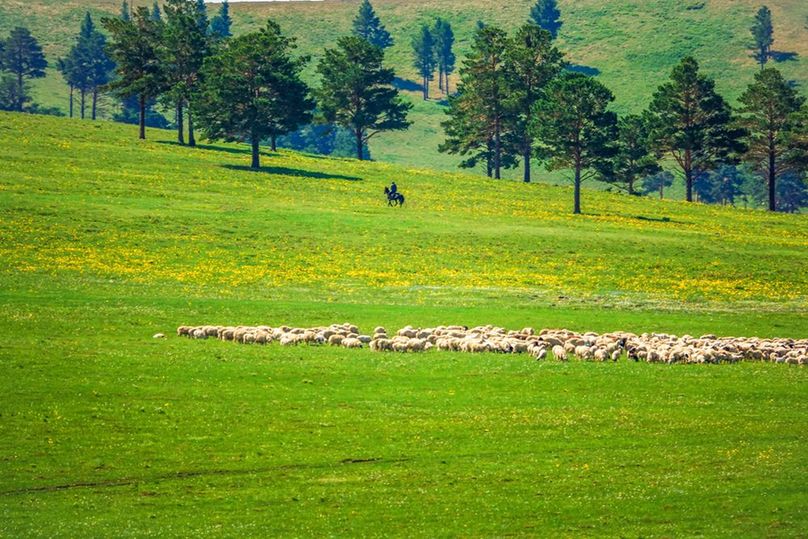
<box><xmin>156</xmin><ymin>140</ymin><xmax>280</xmax><ymax>157</ymax></box>
<box><xmin>567</xmin><ymin>64</ymin><xmax>602</xmax><ymax>76</ymax></box>
<box><xmin>393</xmin><ymin>76</ymin><xmax>422</xmax><ymax>92</ymax></box>
<box><xmin>222</xmin><ymin>164</ymin><xmax>362</xmax><ymax>182</ymax></box>
<box><xmin>771</xmin><ymin>51</ymin><xmax>799</xmax><ymax>63</ymax></box>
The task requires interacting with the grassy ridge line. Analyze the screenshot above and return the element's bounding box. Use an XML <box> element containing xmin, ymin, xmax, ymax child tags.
<box><xmin>1</xmin><ymin>111</ymin><xmax>806</xmax><ymax>328</ymax></box>
<box><xmin>1</xmin><ymin>0</ymin><xmax>806</xmax><ymax>175</ymax></box>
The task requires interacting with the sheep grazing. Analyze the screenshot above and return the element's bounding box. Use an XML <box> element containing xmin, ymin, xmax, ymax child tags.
<box><xmin>172</xmin><ymin>323</ymin><xmax>807</xmax><ymax>367</ymax></box>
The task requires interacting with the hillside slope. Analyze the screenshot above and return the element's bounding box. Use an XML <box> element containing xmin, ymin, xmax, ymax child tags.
<box><xmin>1</xmin><ymin>0</ymin><xmax>807</xmax><ymax>175</ymax></box>
<box><xmin>1</xmin><ymin>111</ymin><xmax>806</xmax><ymax>329</ymax></box>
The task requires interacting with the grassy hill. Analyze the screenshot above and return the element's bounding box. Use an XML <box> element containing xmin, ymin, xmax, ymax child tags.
<box><xmin>2</xmin><ymin>0</ymin><xmax>807</xmax><ymax>177</ymax></box>
<box><xmin>0</xmin><ymin>112</ymin><xmax>806</xmax><ymax>535</ymax></box>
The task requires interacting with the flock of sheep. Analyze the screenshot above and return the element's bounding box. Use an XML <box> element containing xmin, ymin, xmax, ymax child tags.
<box><xmin>175</xmin><ymin>323</ymin><xmax>807</xmax><ymax>365</ymax></box>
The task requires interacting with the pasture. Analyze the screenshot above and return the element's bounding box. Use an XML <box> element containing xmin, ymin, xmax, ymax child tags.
<box><xmin>0</xmin><ymin>112</ymin><xmax>806</xmax><ymax>535</ymax></box>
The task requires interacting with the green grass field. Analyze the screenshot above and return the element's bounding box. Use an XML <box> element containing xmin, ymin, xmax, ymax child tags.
<box><xmin>2</xmin><ymin>0</ymin><xmax>807</xmax><ymax>177</ymax></box>
<box><xmin>0</xmin><ymin>112</ymin><xmax>806</xmax><ymax>536</ymax></box>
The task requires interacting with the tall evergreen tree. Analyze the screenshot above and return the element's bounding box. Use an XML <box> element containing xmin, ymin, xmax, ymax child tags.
<box><xmin>532</xmin><ymin>73</ymin><xmax>618</xmax><ymax>214</ymax></box>
<box><xmin>57</xmin><ymin>57</ymin><xmax>77</xmax><ymax>118</ymax></box>
<box><xmin>163</xmin><ymin>0</ymin><xmax>211</xmax><ymax>146</ymax></box>
<box><xmin>120</xmin><ymin>1</ymin><xmax>131</xmax><ymax>21</ymax></box>
<box><xmin>504</xmin><ymin>23</ymin><xmax>564</xmax><ymax>182</ymax></box>
<box><xmin>646</xmin><ymin>56</ymin><xmax>746</xmax><ymax>202</ymax></box>
<box><xmin>316</xmin><ymin>36</ymin><xmax>411</xmax><ymax>161</ymax></box>
<box><xmin>529</xmin><ymin>0</ymin><xmax>562</xmax><ymax>39</ymax></box>
<box><xmin>197</xmin><ymin>21</ymin><xmax>314</xmax><ymax>169</ymax></box>
<box><xmin>352</xmin><ymin>0</ymin><xmax>393</xmax><ymax>49</ymax></box>
<box><xmin>103</xmin><ymin>7</ymin><xmax>166</xmax><ymax>139</ymax></box>
<box><xmin>209</xmin><ymin>0</ymin><xmax>233</xmax><ymax>40</ymax></box>
<box><xmin>64</xmin><ymin>13</ymin><xmax>115</xmax><ymax>120</ymax></box>
<box><xmin>432</xmin><ymin>18</ymin><xmax>455</xmax><ymax>95</ymax></box>
<box><xmin>411</xmin><ymin>25</ymin><xmax>436</xmax><ymax>100</ymax></box>
<box><xmin>0</xmin><ymin>27</ymin><xmax>47</xmax><ymax>112</ymax></box>
<box><xmin>641</xmin><ymin>170</ymin><xmax>674</xmax><ymax>199</ymax></box>
<box><xmin>750</xmin><ymin>6</ymin><xmax>774</xmax><ymax>69</ymax></box>
<box><xmin>737</xmin><ymin>67</ymin><xmax>807</xmax><ymax>211</ymax></box>
<box><xmin>600</xmin><ymin>114</ymin><xmax>661</xmax><ymax>194</ymax></box>
<box><xmin>441</xmin><ymin>26</ymin><xmax>513</xmax><ymax>179</ymax></box>
<box><xmin>151</xmin><ymin>1</ymin><xmax>162</xmax><ymax>21</ymax></box>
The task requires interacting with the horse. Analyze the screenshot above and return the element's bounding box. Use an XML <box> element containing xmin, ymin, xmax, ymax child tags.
<box><xmin>384</xmin><ymin>186</ymin><xmax>405</xmax><ymax>206</ymax></box>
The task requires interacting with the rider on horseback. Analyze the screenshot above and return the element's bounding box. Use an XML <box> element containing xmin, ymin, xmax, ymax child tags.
<box><xmin>389</xmin><ymin>181</ymin><xmax>397</xmax><ymax>195</ymax></box>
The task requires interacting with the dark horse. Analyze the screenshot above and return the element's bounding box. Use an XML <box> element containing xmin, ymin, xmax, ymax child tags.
<box><xmin>384</xmin><ymin>186</ymin><xmax>405</xmax><ymax>206</ymax></box>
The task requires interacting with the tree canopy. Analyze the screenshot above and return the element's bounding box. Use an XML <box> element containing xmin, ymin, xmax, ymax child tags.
<box><xmin>0</xmin><ymin>27</ymin><xmax>48</xmax><ymax>111</ymax></box>
<box><xmin>352</xmin><ymin>0</ymin><xmax>393</xmax><ymax>49</ymax></box>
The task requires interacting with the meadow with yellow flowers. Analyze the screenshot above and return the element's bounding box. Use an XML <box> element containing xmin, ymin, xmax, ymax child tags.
<box><xmin>0</xmin><ymin>112</ymin><xmax>806</xmax><ymax>536</ymax></box>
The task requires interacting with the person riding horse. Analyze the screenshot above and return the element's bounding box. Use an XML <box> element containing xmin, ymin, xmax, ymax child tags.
<box><xmin>384</xmin><ymin>182</ymin><xmax>405</xmax><ymax>206</ymax></box>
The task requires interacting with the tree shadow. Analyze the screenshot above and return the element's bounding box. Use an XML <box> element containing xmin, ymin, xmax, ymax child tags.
<box><xmin>393</xmin><ymin>77</ymin><xmax>423</xmax><ymax>92</ymax></box>
<box><xmin>222</xmin><ymin>164</ymin><xmax>362</xmax><ymax>182</ymax></box>
<box><xmin>771</xmin><ymin>51</ymin><xmax>799</xmax><ymax>63</ymax></box>
<box><xmin>567</xmin><ymin>64</ymin><xmax>602</xmax><ymax>76</ymax></box>
<box><xmin>156</xmin><ymin>140</ymin><xmax>279</xmax><ymax>157</ymax></box>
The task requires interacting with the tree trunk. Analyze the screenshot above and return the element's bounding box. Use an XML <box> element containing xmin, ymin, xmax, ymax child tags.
<box><xmin>80</xmin><ymin>89</ymin><xmax>85</xmax><ymax>119</ymax></box>
<box><xmin>356</xmin><ymin>129</ymin><xmax>364</xmax><ymax>161</ymax></box>
<box><xmin>251</xmin><ymin>135</ymin><xmax>260</xmax><ymax>169</ymax></box>
<box><xmin>16</xmin><ymin>71</ymin><xmax>23</xmax><ymax>111</ymax></box>
<box><xmin>188</xmin><ymin>107</ymin><xmax>196</xmax><ymax>147</ymax></box>
<box><xmin>423</xmin><ymin>76</ymin><xmax>429</xmax><ymax>100</ymax></box>
<box><xmin>68</xmin><ymin>85</ymin><xmax>74</xmax><ymax>118</ymax></box>
<box><xmin>768</xmin><ymin>147</ymin><xmax>776</xmax><ymax>211</ymax></box>
<box><xmin>486</xmin><ymin>138</ymin><xmax>493</xmax><ymax>178</ymax></box>
<box><xmin>139</xmin><ymin>94</ymin><xmax>146</xmax><ymax>140</ymax></box>
<box><xmin>270</xmin><ymin>134</ymin><xmax>277</xmax><ymax>152</ymax></box>
<box><xmin>660</xmin><ymin>183</ymin><xmax>664</xmax><ymax>199</ymax></box>
<box><xmin>92</xmin><ymin>88</ymin><xmax>98</xmax><ymax>120</ymax></box>
<box><xmin>177</xmin><ymin>101</ymin><xmax>184</xmax><ymax>145</ymax></box>
<box><xmin>438</xmin><ymin>67</ymin><xmax>443</xmax><ymax>92</ymax></box>
<box><xmin>627</xmin><ymin>177</ymin><xmax>634</xmax><ymax>195</ymax></box>
<box><xmin>494</xmin><ymin>120</ymin><xmax>501</xmax><ymax>180</ymax></box>
<box><xmin>523</xmin><ymin>137</ymin><xmax>531</xmax><ymax>183</ymax></box>
<box><xmin>684</xmin><ymin>149</ymin><xmax>693</xmax><ymax>202</ymax></box>
<box><xmin>573</xmin><ymin>160</ymin><xmax>582</xmax><ymax>214</ymax></box>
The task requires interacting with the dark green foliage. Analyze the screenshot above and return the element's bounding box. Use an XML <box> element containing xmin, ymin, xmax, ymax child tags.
<box><xmin>693</xmin><ymin>164</ymin><xmax>751</xmax><ymax>205</ymax></box>
<box><xmin>600</xmin><ymin>114</ymin><xmax>661</xmax><ymax>194</ymax></box>
<box><xmin>0</xmin><ymin>74</ymin><xmax>28</xmax><ymax>111</ymax></box>
<box><xmin>750</xmin><ymin>5</ymin><xmax>773</xmax><ymax>69</ymax></box>
<box><xmin>120</xmin><ymin>0</ymin><xmax>130</xmax><ymax>21</ymax></box>
<box><xmin>529</xmin><ymin>0</ymin><xmax>562</xmax><ymax>39</ymax></box>
<box><xmin>774</xmin><ymin>172</ymin><xmax>808</xmax><ymax>213</ymax></box>
<box><xmin>277</xmin><ymin>123</ymin><xmax>369</xmax><ymax>159</ymax></box>
<box><xmin>58</xmin><ymin>13</ymin><xmax>115</xmax><ymax>120</ymax></box>
<box><xmin>0</xmin><ymin>27</ymin><xmax>47</xmax><ymax>112</ymax></box>
<box><xmin>412</xmin><ymin>25</ymin><xmax>436</xmax><ymax>100</ymax></box>
<box><xmin>647</xmin><ymin>56</ymin><xmax>746</xmax><ymax>202</ymax></box>
<box><xmin>641</xmin><ymin>170</ymin><xmax>675</xmax><ymax>199</ymax></box>
<box><xmin>316</xmin><ymin>36</ymin><xmax>411</xmax><ymax>161</ymax></box>
<box><xmin>432</xmin><ymin>18</ymin><xmax>456</xmax><ymax>95</ymax></box>
<box><xmin>113</xmin><ymin>94</ymin><xmax>170</xmax><ymax>129</ymax></box>
<box><xmin>440</xmin><ymin>26</ymin><xmax>514</xmax><ymax>179</ymax></box>
<box><xmin>103</xmin><ymin>7</ymin><xmax>166</xmax><ymax>139</ymax></box>
<box><xmin>163</xmin><ymin>0</ymin><xmax>212</xmax><ymax>146</ymax></box>
<box><xmin>352</xmin><ymin>0</ymin><xmax>393</xmax><ymax>49</ymax></box>
<box><xmin>532</xmin><ymin>73</ymin><xmax>617</xmax><ymax>214</ymax></box>
<box><xmin>209</xmin><ymin>0</ymin><xmax>233</xmax><ymax>40</ymax></box>
<box><xmin>151</xmin><ymin>1</ymin><xmax>162</xmax><ymax>21</ymax></box>
<box><xmin>736</xmin><ymin>67</ymin><xmax>806</xmax><ymax>211</ymax></box>
<box><xmin>197</xmin><ymin>20</ymin><xmax>314</xmax><ymax>169</ymax></box>
<box><xmin>504</xmin><ymin>23</ymin><xmax>564</xmax><ymax>182</ymax></box>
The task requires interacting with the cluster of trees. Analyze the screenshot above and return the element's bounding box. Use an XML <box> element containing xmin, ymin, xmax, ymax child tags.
<box><xmin>441</xmin><ymin>2</ymin><xmax>807</xmax><ymax>213</ymax></box>
<box><xmin>411</xmin><ymin>18</ymin><xmax>455</xmax><ymax>99</ymax></box>
<box><xmin>0</xmin><ymin>27</ymin><xmax>48</xmax><ymax>112</ymax></box>
<box><xmin>102</xmin><ymin>0</ymin><xmax>410</xmax><ymax>167</ymax></box>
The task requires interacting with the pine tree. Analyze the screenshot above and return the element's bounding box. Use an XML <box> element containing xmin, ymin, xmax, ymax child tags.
<box><xmin>163</xmin><ymin>0</ymin><xmax>211</xmax><ymax>146</ymax></box>
<box><xmin>750</xmin><ymin>6</ymin><xmax>774</xmax><ymax>69</ymax></box>
<box><xmin>504</xmin><ymin>23</ymin><xmax>564</xmax><ymax>182</ymax></box>
<box><xmin>316</xmin><ymin>36</ymin><xmax>411</xmax><ymax>161</ymax></box>
<box><xmin>197</xmin><ymin>20</ymin><xmax>314</xmax><ymax>169</ymax></box>
<box><xmin>210</xmin><ymin>0</ymin><xmax>233</xmax><ymax>40</ymax></box>
<box><xmin>646</xmin><ymin>56</ymin><xmax>746</xmax><ymax>202</ymax></box>
<box><xmin>641</xmin><ymin>170</ymin><xmax>674</xmax><ymax>199</ymax></box>
<box><xmin>62</xmin><ymin>13</ymin><xmax>115</xmax><ymax>120</ymax></box>
<box><xmin>440</xmin><ymin>26</ymin><xmax>513</xmax><ymax>179</ymax></box>
<box><xmin>432</xmin><ymin>18</ymin><xmax>456</xmax><ymax>95</ymax></box>
<box><xmin>0</xmin><ymin>27</ymin><xmax>48</xmax><ymax>111</ymax></box>
<box><xmin>352</xmin><ymin>0</ymin><xmax>393</xmax><ymax>49</ymax></box>
<box><xmin>600</xmin><ymin>114</ymin><xmax>661</xmax><ymax>194</ymax></box>
<box><xmin>737</xmin><ymin>67</ymin><xmax>807</xmax><ymax>211</ymax></box>
<box><xmin>120</xmin><ymin>1</ymin><xmax>131</xmax><ymax>21</ymax></box>
<box><xmin>529</xmin><ymin>0</ymin><xmax>562</xmax><ymax>39</ymax></box>
<box><xmin>412</xmin><ymin>25</ymin><xmax>436</xmax><ymax>100</ymax></box>
<box><xmin>151</xmin><ymin>2</ymin><xmax>162</xmax><ymax>21</ymax></box>
<box><xmin>103</xmin><ymin>7</ymin><xmax>166</xmax><ymax>139</ymax></box>
<box><xmin>532</xmin><ymin>73</ymin><xmax>618</xmax><ymax>214</ymax></box>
